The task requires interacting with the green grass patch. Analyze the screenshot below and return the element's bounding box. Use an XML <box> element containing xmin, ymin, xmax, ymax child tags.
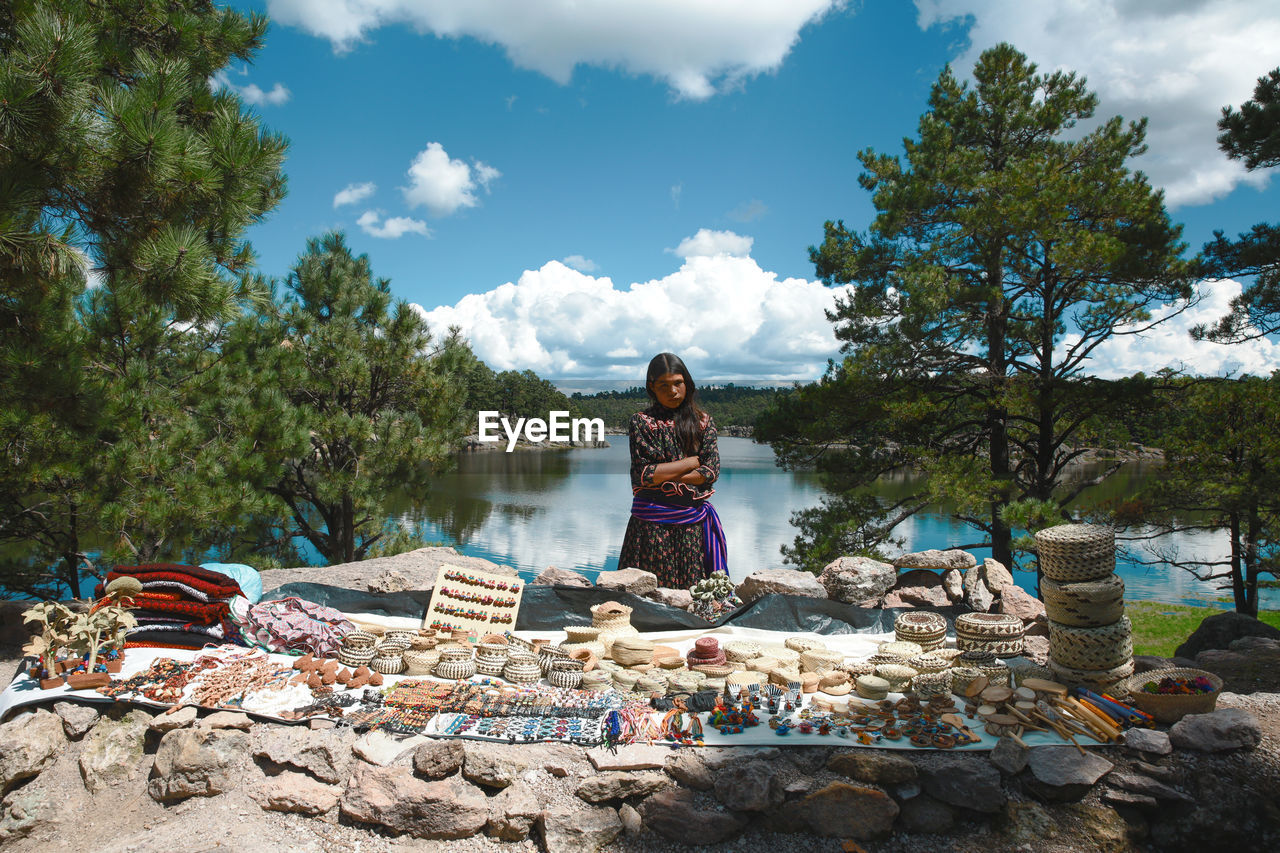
<box><xmin>1128</xmin><ymin>601</ymin><xmax>1280</xmax><ymax>657</ymax></box>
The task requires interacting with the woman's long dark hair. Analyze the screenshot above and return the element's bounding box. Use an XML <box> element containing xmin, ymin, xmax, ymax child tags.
<box><xmin>645</xmin><ymin>352</ymin><xmax>706</xmax><ymax>456</ymax></box>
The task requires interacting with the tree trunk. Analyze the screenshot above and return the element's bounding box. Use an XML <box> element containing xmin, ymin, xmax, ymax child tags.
<box><xmin>341</xmin><ymin>494</ymin><xmax>356</xmax><ymax>564</ymax></box>
<box><xmin>1228</xmin><ymin>513</ymin><xmax>1252</xmax><ymax>616</ymax></box>
<box><xmin>987</xmin><ymin>254</ymin><xmax>1013</xmax><ymax>569</ymax></box>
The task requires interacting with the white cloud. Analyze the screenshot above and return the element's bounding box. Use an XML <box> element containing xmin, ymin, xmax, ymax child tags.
<box><xmin>414</xmin><ymin>229</ymin><xmax>854</xmax><ymax>379</ymax></box>
<box><xmin>670</xmin><ymin>228</ymin><xmax>753</xmax><ymax>259</ymax></box>
<box><xmin>333</xmin><ymin>182</ymin><xmax>377</xmax><ymax>208</ymax></box>
<box><xmin>401</xmin><ymin>142</ymin><xmax>500</xmax><ymax>217</ymax></box>
<box><xmin>913</xmin><ymin>0</ymin><xmax>1280</xmax><ymax>206</ymax></box>
<box><xmin>266</xmin><ymin>0</ymin><xmax>842</xmax><ymax>99</ymax></box>
<box><xmin>356</xmin><ymin>210</ymin><xmax>431</xmax><ymax>239</ymax></box>
<box><xmin>561</xmin><ymin>255</ymin><xmax>599</xmax><ymax>273</ymax></box>
<box><xmin>1061</xmin><ymin>279</ymin><xmax>1280</xmax><ymax>379</ymax></box>
<box><xmin>210</xmin><ymin>71</ymin><xmax>291</xmax><ymax>106</ymax></box>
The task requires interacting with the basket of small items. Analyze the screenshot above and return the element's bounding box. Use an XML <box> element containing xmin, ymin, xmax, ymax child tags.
<box><xmin>1118</xmin><ymin>666</ymin><xmax>1223</xmax><ymax>724</ymax></box>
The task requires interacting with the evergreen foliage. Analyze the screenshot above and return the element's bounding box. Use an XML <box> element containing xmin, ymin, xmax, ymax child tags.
<box><xmin>570</xmin><ymin>384</ymin><xmax>784</xmax><ymax>430</ymax></box>
<box><xmin>758</xmin><ymin>44</ymin><xmax>1194</xmax><ymax>573</ymax></box>
<box><xmin>1198</xmin><ymin>67</ymin><xmax>1280</xmax><ymax>341</ymax></box>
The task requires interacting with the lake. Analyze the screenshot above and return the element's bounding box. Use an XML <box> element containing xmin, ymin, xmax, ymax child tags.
<box><xmin>388</xmin><ymin>437</ymin><xmax>1274</xmax><ymax>609</ymax></box>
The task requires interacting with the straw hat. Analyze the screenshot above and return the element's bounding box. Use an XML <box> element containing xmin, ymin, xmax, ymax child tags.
<box><xmin>819</xmin><ymin>671</ymin><xmax>852</xmax><ymax>695</ymax></box>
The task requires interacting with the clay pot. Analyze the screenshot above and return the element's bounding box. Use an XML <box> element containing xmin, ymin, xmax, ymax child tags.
<box><xmin>66</xmin><ymin>671</ymin><xmax>110</xmax><ymax>690</ymax></box>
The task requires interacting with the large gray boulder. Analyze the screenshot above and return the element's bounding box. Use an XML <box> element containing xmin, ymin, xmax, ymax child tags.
<box><xmin>736</xmin><ymin>568</ymin><xmax>828</xmax><ymax>603</ymax></box>
<box><xmin>0</xmin><ymin>709</ymin><xmax>64</xmax><ymax>796</ymax></box>
<box><xmin>639</xmin><ymin>788</ymin><xmax>748</xmax><ymax>846</ymax></box>
<box><xmin>148</xmin><ymin>728</ymin><xmax>250</xmax><ymax>802</ymax></box>
<box><xmin>254</xmin><ymin>727</ymin><xmax>350</xmax><ymax>783</ymax></box>
<box><xmin>596</xmin><ymin>568</ymin><xmax>658</xmax><ymax>596</ymax></box>
<box><xmin>1175</xmin><ymin>611</ymin><xmax>1280</xmax><ymax>659</ymax></box>
<box><xmin>539</xmin><ymin>803</ymin><xmax>623</xmax><ymax>853</ymax></box>
<box><xmin>534</xmin><ymin>566</ymin><xmax>593</xmax><ymax>587</ymax></box>
<box><xmin>1024</xmin><ymin>745</ymin><xmax>1114</xmax><ymax>802</ymax></box>
<box><xmin>920</xmin><ymin>756</ymin><xmax>1005</xmax><ymax>813</ymax></box>
<box><xmin>79</xmin><ymin>710</ymin><xmax>149</xmax><ymax>793</ymax></box>
<box><xmin>341</xmin><ymin>763</ymin><xmax>488</xmax><ymax>839</ymax></box>
<box><xmin>1169</xmin><ymin>708</ymin><xmax>1262</xmax><ymax>752</ymax></box>
<box><xmin>796</xmin><ymin>782</ymin><xmax>899</xmax><ymax>839</ymax></box>
<box><xmin>818</xmin><ymin>556</ymin><xmax>896</xmax><ymax>603</ymax></box>
<box><xmin>894</xmin><ymin>549</ymin><xmax>976</xmax><ymax>571</ymax></box>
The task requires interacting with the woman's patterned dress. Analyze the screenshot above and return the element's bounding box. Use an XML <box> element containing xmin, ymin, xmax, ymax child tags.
<box><xmin>617</xmin><ymin>406</ymin><xmax>720</xmax><ymax>589</ymax></box>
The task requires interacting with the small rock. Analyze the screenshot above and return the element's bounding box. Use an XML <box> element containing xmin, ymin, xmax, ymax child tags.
<box><xmin>1022</xmin><ymin>634</ymin><xmax>1050</xmax><ymax>663</ymax></box>
<box><xmin>79</xmin><ymin>710</ymin><xmax>149</xmax><ymax>793</ymax></box>
<box><xmin>1122</xmin><ymin>727</ymin><xmax>1172</xmax><ymax>756</ymax></box>
<box><xmin>1025</xmin><ymin>745</ymin><xmax>1114</xmax><ymax>803</ymax></box>
<box><xmin>539</xmin><ymin>803</ymin><xmax>623</xmax><ymax>853</ymax></box>
<box><xmin>1062</xmin><ymin>804</ymin><xmax>1130</xmax><ymax>853</ymax></box>
<box><xmin>989</xmin><ymin>736</ymin><xmax>1029</xmax><ymax>775</ymax></box>
<box><xmin>254</xmin><ymin>728</ymin><xmax>349</xmax><ymax>784</ymax></box>
<box><xmin>699</xmin><ymin>747</ymin><xmax>780</xmax><ymax>770</ymax></box>
<box><xmin>148</xmin><ymin>728</ymin><xmax>250</xmax><ymax>802</ymax></box>
<box><xmin>1228</xmin><ymin>635</ymin><xmax>1280</xmax><ymax>653</ymax></box>
<box><xmin>149</xmin><ymin>706</ymin><xmax>198</xmax><ymax>733</ymax></box>
<box><xmin>0</xmin><ymin>709</ymin><xmax>65</xmax><ymax>796</ymax></box>
<box><xmin>576</xmin><ymin>771</ymin><xmax>670</xmax><ymax>803</ymax></box>
<box><xmin>647</xmin><ymin>587</ymin><xmax>694</xmax><ymax>610</ymax></box>
<box><xmin>898</xmin><ymin>794</ymin><xmax>954</xmax><ymax>834</ymax></box>
<box><xmin>735</xmin><ymin>568</ymin><xmax>828</xmax><ymax>603</ymax></box>
<box><xmin>920</xmin><ymin>756</ymin><xmax>1005</xmax><ymax>813</ymax></box>
<box><xmin>796</xmin><ymin>782</ymin><xmax>899</xmax><ymax>839</ymax></box>
<box><xmin>596</xmin><ymin>568</ymin><xmax>658</xmax><ymax>596</ymax></box>
<box><xmin>1000</xmin><ymin>801</ymin><xmax>1059</xmax><ymax>845</ymax></box>
<box><xmin>201</xmin><ymin>710</ymin><xmax>251</xmax><ymax>730</ymax></box>
<box><xmin>309</xmin><ymin>718</ymin><xmax>335</xmax><ymax>730</ymax></box>
<box><xmin>413</xmin><ymin>739</ymin><xmax>465</xmax><ymax>779</ymax></box>
<box><xmin>999</xmin><ymin>583</ymin><xmax>1045</xmax><ymax>621</ymax></box>
<box><xmin>353</xmin><ymin>730</ymin><xmax>428</xmax><ymax>767</ymax></box>
<box><xmin>587</xmin><ymin>744</ymin><xmax>670</xmax><ymax>770</ymax></box>
<box><xmin>1131</xmin><ymin>760</ymin><xmax>1176</xmax><ymax>782</ymax></box>
<box><xmin>367</xmin><ymin>569</ymin><xmax>410</xmax><ymax>593</ymax></box>
<box><xmin>533</xmin><ymin>566</ymin><xmax>593</xmax><ymax>587</ymax></box>
<box><xmin>526</xmin><ymin>742</ymin><xmax>587</xmax><ymax>777</ymax></box>
<box><xmin>895</xmin><ymin>549</ymin><xmax>976</xmax><ymax>571</ymax></box>
<box><xmin>53</xmin><ymin>702</ymin><xmax>100</xmax><ymax>739</ymax></box>
<box><xmin>463</xmin><ymin>741</ymin><xmax>529</xmax><ymax>788</ymax></box>
<box><xmin>341</xmin><ymin>763</ymin><xmax>488</xmax><ymax>839</ymax></box>
<box><xmin>981</xmin><ymin>557</ymin><xmax>1015</xmax><ymax>594</ymax></box>
<box><xmin>827</xmin><ymin>750</ymin><xmax>917</xmax><ymax>784</ymax></box>
<box><xmin>818</xmin><ymin>556</ymin><xmax>897</xmax><ymax>604</ymax></box>
<box><xmin>253</xmin><ymin>771</ymin><xmax>341</xmax><ymax>816</ymax></box>
<box><xmin>0</xmin><ymin>784</ymin><xmax>59</xmax><ymax>842</ymax></box>
<box><xmin>1102</xmin><ymin>789</ymin><xmax>1158</xmax><ymax>809</ymax></box>
<box><xmin>1106</xmin><ymin>771</ymin><xmax>1193</xmax><ymax>804</ymax></box>
<box><xmin>640</xmin><ymin>788</ymin><xmax>748</xmax><ymax>846</ymax></box>
<box><xmin>712</xmin><ymin>760</ymin><xmax>784</xmax><ymax>812</ymax></box>
<box><xmin>1169</xmin><ymin>708</ymin><xmax>1262</xmax><ymax>752</ymax></box>
<box><xmin>1131</xmin><ymin>654</ymin><xmax>1175</xmax><ymax>673</ymax></box>
<box><xmin>967</xmin><ymin>577</ymin><xmax>996</xmax><ymax>612</ymax></box>
<box><xmin>941</xmin><ymin>568</ymin><xmax>964</xmax><ymax>602</ymax></box>
<box><xmin>486</xmin><ymin>780</ymin><xmax>541</xmax><ymax>841</ymax></box>
<box><xmin>665</xmin><ymin>751</ymin><xmax>713</xmax><ymax>790</ymax></box>
<box><xmin>885</xmin><ymin>569</ymin><xmax>952</xmax><ymax>608</ymax></box>
<box><xmin>619</xmin><ymin>802</ymin><xmax>642</xmax><ymax>838</ymax></box>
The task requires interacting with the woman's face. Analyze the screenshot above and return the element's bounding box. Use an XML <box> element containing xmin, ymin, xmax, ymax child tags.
<box><xmin>650</xmin><ymin>372</ymin><xmax>686</xmax><ymax>409</ymax></box>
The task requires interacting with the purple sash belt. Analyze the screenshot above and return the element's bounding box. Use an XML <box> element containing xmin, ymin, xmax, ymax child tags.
<box><xmin>630</xmin><ymin>497</ymin><xmax>728</xmax><ymax>579</ymax></box>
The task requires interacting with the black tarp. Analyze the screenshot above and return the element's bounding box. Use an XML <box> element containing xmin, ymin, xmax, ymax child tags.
<box><xmin>271</xmin><ymin>582</ymin><xmax>969</xmax><ymax>635</ymax></box>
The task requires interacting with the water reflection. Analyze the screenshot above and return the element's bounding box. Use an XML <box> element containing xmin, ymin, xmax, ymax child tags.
<box><xmin>390</xmin><ymin>438</ymin><xmax>1272</xmax><ymax>608</ymax></box>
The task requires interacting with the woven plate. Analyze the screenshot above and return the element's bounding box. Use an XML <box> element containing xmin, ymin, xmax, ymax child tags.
<box><xmin>785</xmin><ymin>637</ymin><xmax>827</xmax><ymax>653</ymax></box>
<box><xmin>1042</xmin><ymin>575</ymin><xmax>1126</xmax><ymax>627</ymax></box>
<box><xmin>800</xmin><ymin>649</ymin><xmax>844</xmax><ymax>673</ymax></box>
<box><xmin>1116</xmin><ymin>666</ymin><xmax>1223</xmax><ymax>723</ymax></box>
<box><xmin>1035</xmin><ymin>523</ymin><xmax>1116</xmax><ymax>582</ymax></box>
<box><xmin>1048</xmin><ymin>616</ymin><xmax>1133</xmax><ymax>670</ymax></box>
<box><xmin>727</xmin><ymin>670</ymin><xmax>768</xmax><ymax>688</ymax></box>
<box><xmin>877</xmin><ymin>640</ymin><xmax>924</xmax><ymax>659</ymax></box>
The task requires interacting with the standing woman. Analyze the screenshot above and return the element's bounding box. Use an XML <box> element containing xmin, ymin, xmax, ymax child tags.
<box><xmin>618</xmin><ymin>353</ymin><xmax>727</xmax><ymax>588</ymax></box>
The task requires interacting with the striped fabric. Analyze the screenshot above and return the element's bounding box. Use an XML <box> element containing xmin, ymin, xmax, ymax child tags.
<box><xmin>630</xmin><ymin>497</ymin><xmax>728</xmax><ymax>579</ymax></box>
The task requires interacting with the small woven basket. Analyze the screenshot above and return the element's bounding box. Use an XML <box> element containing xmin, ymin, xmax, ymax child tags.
<box><xmin>724</xmin><ymin>640</ymin><xmax>763</xmax><ymax>662</ymax></box>
<box><xmin>337</xmin><ymin>645</ymin><xmax>375</xmax><ymax>668</ymax></box>
<box><xmin>370</xmin><ymin>652</ymin><xmax>405</xmax><ymax>675</ymax></box>
<box><xmin>785</xmin><ymin>637</ymin><xmax>826</xmax><ymax>653</ymax></box>
<box><xmin>1048</xmin><ymin>616</ymin><xmax>1133</xmax><ymax>670</ymax></box>
<box><xmin>503</xmin><ymin>658</ymin><xmax>541</xmax><ymax>684</ymax></box>
<box><xmin>611</xmin><ymin>637</ymin><xmax>655</xmax><ymax>667</ymax></box>
<box><xmin>895</xmin><ymin>612</ymin><xmax>948</xmax><ymax>650</ymax></box>
<box><xmin>955</xmin><ymin>612</ymin><xmax>1025</xmax><ymax>638</ymax></box>
<box><xmin>1042</xmin><ymin>575</ymin><xmax>1126</xmax><ymax>627</ymax></box>
<box><xmin>1117</xmin><ymin>667</ymin><xmax>1223</xmax><ymax>723</ymax></box>
<box><xmin>874</xmin><ymin>663</ymin><xmax>919</xmax><ymax>692</ymax></box>
<box><xmin>538</xmin><ymin>644</ymin><xmax>571</xmax><ymax>674</ymax></box>
<box><xmin>911</xmin><ymin>670</ymin><xmax>952</xmax><ymax>699</ymax></box>
<box><xmin>877</xmin><ymin>640</ymin><xmax>924</xmax><ymax>659</ymax></box>
<box><xmin>547</xmin><ymin>660</ymin><xmax>584</xmax><ymax>689</ymax></box>
<box><xmin>435</xmin><ymin>657</ymin><xmax>476</xmax><ymax>680</ymax></box>
<box><xmin>402</xmin><ymin>648</ymin><xmax>441</xmax><ymax>676</ymax></box>
<box><xmin>800</xmin><ymin>649</ymin><xmax>844</xmax><ymax>674</ymax></box>
<box><xmin>1035</xmin><ymin>524</ymin><xmax>1116</xmax><ymax>582</ymax></box>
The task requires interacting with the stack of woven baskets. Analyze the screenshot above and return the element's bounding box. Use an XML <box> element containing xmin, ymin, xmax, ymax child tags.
<box><xmin>1036</xmin><ymin>523</ymin><xmax>1133</xmax><ymax>689</ymax></box>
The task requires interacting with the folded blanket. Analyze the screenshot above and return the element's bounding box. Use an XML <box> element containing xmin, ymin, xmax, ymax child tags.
<box><xmin>110</xmin><ymin>563</ymin><xmax>242</xmax><ymax>587</ymax></box>
<box><xmin>101</xmin><ymin>569</ymin><xmax>242</xmax><ymax>600</ymax></box>
<box><xmin>128</xmin><ymin>598</ymin><xmax>229</xmax><ymax>624</ymax></box>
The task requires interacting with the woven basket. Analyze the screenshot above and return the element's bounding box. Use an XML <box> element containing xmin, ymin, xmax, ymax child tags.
<box><xmin>548</xmin><ymin>659</ymin><xmax>585</xmax><ymax>689</ymax></box>
<box><xmin>435</xmin><ymin>657</ymin><xmax>476</xmax><ymax>680</ymax></box>
<box><xmin>1117</xmin><ymin>667</ymin><xmax>1223</xmax><ymax>723</ymax></box>
<box><xmin>474</xmin><ymin>642</ymin><xmax>508</xmax><ymax>664</ymax></box>
<box><xmin>338</xmin><ymin>646</ymin><xmax>375</xmax><ymax>668</ymax></box>
<box><xmin>370</xmin><ymin>652</ymin><xmax>405</xmax><ymax>675</ymax></box>
<box><xmin>1049</xmin><ymin>658</ymin><xmax>1134</xmax><ymax>690</ymax></box>
<box><xmin>877</xmin><ymin>640</ymin><xmax>924</xmax><ymax>659</ymax></box>
<box><xmin>612</xmin><ymin>669</ymin><xmax>641</xmax><ymax>692</ymax></box>
<box><xmin>475</xmin><ymin>658</ymin><xmax>506</xmax><ymax>678</ymax></box>
<box><xmin>341</xmin><ymin>630</ymin><xmax>377</xmax><ymax>650</ymax></box>
<box><xmin>1035</xmin><ymin>524</ymin><xmax>1116</xmax><ymax>582</ymax></box>
<box><xmin>911</xmin><ymin>670</ymin><xmax>952</xmax><ymax>698</ymax></box>
<box><xmin>591</xmin><ymin>602</ymin><xmax>638</xmax><ymax>654</ymax></box>
<box><xmin>785</xmin><ymin>637</ymin><xmax>826</xmax><ymax>653</ymax></box>
<box><xmin>949</xmin><ymin>666</ymin><xmax>984</xmax><ymax>694</ymax></box>
<box><xmin>611</xmin><ymin>637</ymin><xmax>655</xmax><ymax>667</ymax></box>
<box><xmin>907</xmin><ymin>655</ymin><xmax>949</xmax><ymax>674</ymax></box>
<box><xmin>874</xmin><ymin>663</ymin><xmax>918</xmax><ymax>692</ymax></box>
<box><xmin>1008</xmin><ymin>662</ymin><xmax>1055</xmax><ymax>686</ymax></box>
<box><xmin>800</xmin><ymin>649</ymin><xmax>844</xmax><ymax>673</ymax></box>
<box><xmin>538</xmin><ymin>644</ymin><xmax>571</xmax><ymax>674</ymax></box>
<box><xmin>692</xmin><ymin>662</ymin><xmax>736</xmax><ymax>678</ymax></box>
<box><xmin>727</xmin><ymin>670</ymin><xmax>767</xmax><ymax>689</ymax></box>
<box><xmin>503</xmin><ymin>633</ymin><xmax>537</xmax><ymax>655</ymax></box>
<box><xmin>1048</xmin><ymin>616</ymin><xmax>1133</xmax><ymax>670</ymax></box>
<box><xmin>580</xmin><ymin>670</ymin><xmax>614</xmax><ymax>691</ymax></box>
<box><xmin>503</xmin><ymin>659</ymin><xmax>541</xmax><ymax>684</ymax></box>
<box><xmin>977</xmin><ymin>660</ymin><xmax>1010</xmax><ymax>687</ymax></box>
<box><xmin>635</xmin><ymin>673</ymin><xmax>667</xmax><ymax>694</ymax></box>
<box><xmin>760</xmin><ymin>645</ymin><xmax>800</xmax><ymax>665</ymax></box>
<box><xmin>957</xmin><ymin>649</ymin><xmax>996</xmax><ymax>667</ymax></box>
<box><xmin>855</xmin><ymin>675</ymin><xmax>890</xmax><ymax>699</ymax></box>
<box><xmin>384</xmin><ymin>629</ymin><xmax>417</xmax><ymax>647</ymax></box>
<box><xmin>956</xmin><ymin>636</ymin><xmax>1025</xmax><ymax>658</ymax></box>
<box><xmin>1042</xmin><ymin>575</ymin><xmax>1126</xmax><ymax>627</ymax></box>
<box><xmin>747</xmin><ymin>656</ymin><xmax>780</xmax><ymax>673</ymax></box>
<box><xmin>564</xmin><ymin>626</ymin><xmax>602</xmax><ymax>644</ymax></box>
<box><xmin>724</xmin><ymin>641</ymin><xmax>763</xmax><ymax>662</ymax></box>
<box><xmin>402</xmin><ymin>648</ymin><xmax>441</xmax><ymax>676</ymax></box>
<box><xmin>895</xmin><ymin>612</ymin><xmax>948</xmax><ymax>650</ymax></box>
<box><xmin>955</xmin><ymin>612</ymin><xmax>1025</xmax><ymax>639</ymax></box>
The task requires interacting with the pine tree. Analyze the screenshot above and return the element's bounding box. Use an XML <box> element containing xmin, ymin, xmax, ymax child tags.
<box><xmin>257</xmin><ymin>233</ymin><xmax>472</xmax><ymax>564</ymax></box>
<box><xmin>760</xmin><ymin>44</ymin><xmax>1193</xmax><ymax>572</ymax></box>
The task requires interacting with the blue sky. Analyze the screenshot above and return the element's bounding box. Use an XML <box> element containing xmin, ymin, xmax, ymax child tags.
<box><xmin>226</xmin><ymin>0</ymin><xmax>1280</xmax><ymax>382</ymax></box>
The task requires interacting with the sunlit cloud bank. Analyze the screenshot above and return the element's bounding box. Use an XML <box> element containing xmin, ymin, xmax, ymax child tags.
<box><xmin>267</xmin><ymin>0</ymin><xmax>843</xmax><ymax>100</ymax></box>
<box><xmin>914</xmin><ymin>0</ymin><xmax>1280</xmax><ymax>206</ymax></box>
<box><xmin>1060</xmin><ymin>279</ymin><xmax>1280</xmax><ymax>379</ymax></box>
<box><xmin>415</xmin><ymin>229</ymin><xmax>855</xmax><ymax>380</ymax></box>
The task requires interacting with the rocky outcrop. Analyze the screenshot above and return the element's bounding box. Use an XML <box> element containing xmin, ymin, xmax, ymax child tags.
<box><xmin>539</xmin><ymin>802</ymin><xmax>623</xmax><ymax>853</ymax></box>
<box><xmin>533</xmin><ymin>566</ymin><xmax>594</xmax><ymax>587</ymax></box>
<box><xmin>148</xmin><ymin>728</ymin><xmax>250</xmax><ymax>802</ymax></box>
<box><xmin>818</xmin><ymin>556</ymin><xmax>896</xmax><ymax>603</ymax></box>
<box><xmin>647</xmin><ymin>587</ymin><xmax>694</xmax><ymax>609</ymax></box>
<box><xmin>894</xmin><ymin>548</ymin><xmax>976</xmax><ymax>571</ymax></box>
<box><xmin>884</xmin><ymin>569</ymin><xmax>951</xmax><ymax>608</ymax></box>
<box><xmin>341</xmin><ymin>763</ymin><xmax>489</xmax><ymax>839</ymax></box>
<box><xmin>0</xmin><ymin>709</ymin><xmax>65</xmax><ymax>795</ymax></box>
<box><xmin>78</xmin><ymin>710</ymin><xmax>149</xmax><ymax>793</ymax></box>
<box><xmin>1169</xmin><ymin>708</ymin><xmax>1262</xmax><ymax>752</ymax></box>
<box><xmin>735</xmin><ymin>568</ymin><xmax>828</xmax><ymax>603</ymax></box>
<box><xmin>596</xmin><ymin>568</ymin><xmax>658</xmax><ymax>596</ymax></box>
<box><xmin>1174</xmin><ymin>611</ymin><xmax>1280</xmax><ymax>659</ymax></box>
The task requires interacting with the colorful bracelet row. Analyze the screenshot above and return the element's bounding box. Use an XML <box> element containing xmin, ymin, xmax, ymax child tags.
<box><xmin>442</xmin><ymin>571</ymin><xmax>522</xmax><ymax>593</ymax></box>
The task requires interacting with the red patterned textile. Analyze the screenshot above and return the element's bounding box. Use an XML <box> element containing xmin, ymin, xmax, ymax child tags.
<box><xmin>102</xmin><ymin>569</ymin><xmax>242</xmax><ymax>599</ymax></box>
